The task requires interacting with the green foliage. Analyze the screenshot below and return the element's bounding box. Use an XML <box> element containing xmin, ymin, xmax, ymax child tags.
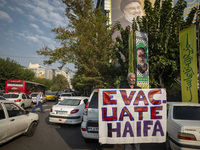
<box><xmin>32</xmin><ymin>78</ymin><xmax>52</xmax><ymax>90</ymax></box>
<box><xmin>37</xmin><ymin>0</ymin><xmax>117</xmax><ymax>94</ymax></box>
<box><xmin>138</xmin><ymin>0</ymin><xmax>197</xmax><ymax>88</ymax></box>
<box><xmin>113</xmin><ymin>23</ymin><xmax>132</xmax><ymax>86</ymax></box>
<box><xmin>51</xmin><ymin>85</ymin><xmax>60</xmax><ymax>91</ymax></box>
<box><xmin>52</xmin><ymin>74</ymin><xmax>68</xmax><ymax>91</ymax></box>
<box><xmin>0</xmin><ymin>57</ymin><xmax>35</xmax><ymax>89</ymax></box>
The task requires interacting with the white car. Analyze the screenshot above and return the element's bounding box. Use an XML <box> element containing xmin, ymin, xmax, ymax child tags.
<box><xmin>30</xmin><ymin>92</ymin><xmax>46</xmax><ymax>103</ymax></box>
<box><xmin>58</xmin><ymin>92</ymin><xmax>75</xmax><ymax>101</ymax></box>
<box><xmin>49</xmin><ymin>97</ymin><xmax>88</xmax><ymax>124</ymax></box>
<box><xmin>0</xmin><ymin>100</ymin><xmax>39</xmax><ymax>145</ymax></box>
<box><xmin>3</xmin><ymin>93</ymin><xmax>33</xmax><ymax>109</ymax></box>
<box><xmin>166</xmin><ymin>102</ymin><xmax>200</xmax><ymax>150</ymax></box>
<box><xmin>81</xmin><ymin>89</ymin><xmax>99</xmax><ymax>142</ymax></box>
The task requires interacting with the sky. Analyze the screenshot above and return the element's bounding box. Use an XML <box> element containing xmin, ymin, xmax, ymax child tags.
<box><xmin>0</xmin><ymin>0</ymin><xmax>97</xmax><ymax>76</ymax></box>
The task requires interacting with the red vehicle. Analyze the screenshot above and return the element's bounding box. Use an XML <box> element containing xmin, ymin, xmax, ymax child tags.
<box><xmin>5</xmin><ymin>80</ymin><xmax>45</xmax><ymax>95</ymax></box>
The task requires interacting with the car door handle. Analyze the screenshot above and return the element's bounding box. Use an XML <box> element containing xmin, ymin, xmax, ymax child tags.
<box><xmin>10</xmin><ymin>119</ymin><xmax>15</xmax><ymax>121</ymax></box>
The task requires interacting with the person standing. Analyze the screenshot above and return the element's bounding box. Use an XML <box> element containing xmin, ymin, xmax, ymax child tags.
<box><xmin>31</xmin><ymin>92</ymin><xmax>44</xmax><ymax>113</ymax></box>
<box><xmin>121</xmin><ymin>73</ymin><xmax>141</xmax><ymax>150</ymax></box>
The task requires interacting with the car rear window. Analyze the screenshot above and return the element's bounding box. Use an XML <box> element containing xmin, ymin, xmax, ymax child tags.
<box><xmin>3</xmin><ymin>94</ymin><xmax>19</xmax><ymax>98</ymax></box>
<box><xmin>47</xmin><ymin>93</ymin><xmax>54</xmax><ymax>95</ymax></box>
<box><xmin>173</xmin><ymin>106</ymin><xmax>200</xmax><ymax>120</ymax></box>
<box><xmin>59</xmin><ymin>99</ymin><xmax>81</xmax><ymax>106</ymax></box>
<box><xmin>89</xmin><ymin>92</ymin><xmax>98</xmax><ymax>108</ymax></box>
<box><xmin>31</xmin><ymin>94</ymin><xmax>38</xmax><ymax>97</ymax></box>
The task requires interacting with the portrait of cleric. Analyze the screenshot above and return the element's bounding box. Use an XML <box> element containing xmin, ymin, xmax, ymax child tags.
<box><xmin>112</xmin><ymin>0</ymin><xmax>144</xmax><ymax>39</ymax></box>
<box><xmin>136</xmin><ymin>43</ymin><xmax>148</xmax><ymax>76</ymax></box>
<box><xmin>118</xmin><ymin>0</ymin><xmax>144</xmax><ymax>29</ymax></box>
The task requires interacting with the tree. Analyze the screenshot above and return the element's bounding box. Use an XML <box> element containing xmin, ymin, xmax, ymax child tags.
<box><xmin>0</xmin><ymin>57</ymin><xmax>35</xmax><ymax>89</ymax></box>
<box><xmin>37</xmin><ymin>0</ymin><xmax>117</xmax><ymax>93</ymax></box>
<box><xmin>32</xmin><ymin>78</ymin><xmax>52</xmax><ymax>90</ymax></box>
<box><xmin>115</xmin><ymin>0</ymin><xmax>198</xmax><ymax>89</ymax></box>
<box><xmin>52</xmin><ymin>74</ymin><xmax>68</xmax><ymax>91</ymax></box>
<box><xmin>51</xmin><ymin>85</ymin><xmax>60</xmax><ymax>91</ymax></box>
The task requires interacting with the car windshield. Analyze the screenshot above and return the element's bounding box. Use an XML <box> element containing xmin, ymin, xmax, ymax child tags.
<box><xmin>31</xmin><ymin>94</ymin><xmax>38</xmax><ymax>97</ymax></box>
<box><xmin>46</xmin><ymin>93</ymin><xmax>54</xmax><ymax>95</ymax></box>
<box><xmin>3</xmin><ymin>94</ymin><xmax>19</xmax><ymax>98</ymax></box>
<box><xmin>61</xmin><ymin>94</ymin><xmax>72</xmax><ymax>96</ymax></box>
<box><xmin>59</xmin><ymin>99</ymin><xmax>81</xmax><ymax>106</ymax></box>
<box><xmin>173</xmin><ymin>106</ymin><xmax>200</xmax><ymax>120</ymax></box>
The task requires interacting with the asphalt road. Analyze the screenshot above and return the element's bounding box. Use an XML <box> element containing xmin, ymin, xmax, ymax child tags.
<box><xmin>0</xmin><ymin>101</ymin><xmax>166</xmax><ymax>150</ymax></box>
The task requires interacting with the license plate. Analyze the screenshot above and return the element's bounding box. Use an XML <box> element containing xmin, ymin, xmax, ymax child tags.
<box><xmin>56</xmin><ymin>111</ymin><xmax>67</xmax><ymax>115</ymax></box>
<box><xmin>87</xmin><ymin>127</ymin><xmax>98</xmax><ymax>132</ymax></box>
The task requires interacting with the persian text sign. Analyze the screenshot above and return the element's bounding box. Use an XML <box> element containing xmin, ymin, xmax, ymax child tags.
<box><xmin>98</xmin><ymin>89</ymin><xmax>166</xmax><ymax>144</ymax></box>
<box><xmin>179</xmin><ymin>25</ymin><xmax>198</xmax><ymax>103</ymax></box>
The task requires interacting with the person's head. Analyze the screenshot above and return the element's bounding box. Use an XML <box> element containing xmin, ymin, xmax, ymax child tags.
<box><xmin>39</xmin><ymin>92</ymin><xmax>42</xmax><ymax>95</ymax></box>
<box><xmin>127</xmin><ymin>73</ymin><xmax>136</xmax><ymax>85</ymax></box>
<box><xmin>137</xmin><ymin>47</ymin><xmax>146</xmax><ymax>67</ymax></box>
<box><xmin>120</xmin><ymin>0</ymin><xmax>143</xmax><ymax>23</ymax></box>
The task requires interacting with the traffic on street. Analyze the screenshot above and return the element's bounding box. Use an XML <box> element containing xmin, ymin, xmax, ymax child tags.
<box><xmin>0</xmin><ymin>100</ymin><xmax>166</xmax><ymax>150</ymax></box>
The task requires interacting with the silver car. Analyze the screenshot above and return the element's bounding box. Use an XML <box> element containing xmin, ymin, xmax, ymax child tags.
<box><xmin>30</xmin><ymin>92</ymin><xmax>46</xmax><ymax>103</ymax></box>
<box><xmin>0</xmin><ymin>100</ymin><xmax>39</xmax><ymax>145</ymax></box>
<box><xmin>3</xmin><ymin>93</ymin><xmax>33</xmax><ymax>109</ymax></box>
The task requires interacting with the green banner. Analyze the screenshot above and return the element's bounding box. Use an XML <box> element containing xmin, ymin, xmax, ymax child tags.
<box><xmin>179</xmin><ymin>25</ymin><xmax>198</xmax><ymax>103</ymax></box>
<box><xmin>135</xmin><ymin>31</ymin><xmax>149</xmax><ymax>89</ymax></box>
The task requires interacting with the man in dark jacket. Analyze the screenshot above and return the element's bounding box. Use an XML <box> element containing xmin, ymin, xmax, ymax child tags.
<box><xmin>121</xmin><ymin>73</ymin><xmax>141</xmax><ymax>150</ymax></box>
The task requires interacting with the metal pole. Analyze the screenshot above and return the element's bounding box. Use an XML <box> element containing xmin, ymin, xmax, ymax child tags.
<box><xmin>197</xmin><ymin>4</ymin><xmax>200</xmax><ymax>96</ymax></box>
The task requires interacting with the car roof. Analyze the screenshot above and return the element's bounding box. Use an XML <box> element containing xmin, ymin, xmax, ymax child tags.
<box><xmin>62</xmin><ymin>96</ymin><xmax>89</xmax><ymax>99</ymax></box>
<box><xmin>4</xmin><ymin>92</ymin><xmax>26</xmax><ymax>95</ymax></box>
<box><xmin>167</xmin><ymin>102</ymin><xmax>200</xmax><ymax>106</ymax></box>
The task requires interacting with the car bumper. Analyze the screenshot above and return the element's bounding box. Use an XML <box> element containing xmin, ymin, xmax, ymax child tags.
<box><xmin>46</xmin><ymin>98</ymin><xmax>55</xmax><ymax>100</ymax></box>
<box><xmin>81</xmin><ymin>121</ymin><xmax>99</xmax><ymax>140</ymax></box>
<box><xmin>169</xmin><ymin>136</ymin><xmax>200</xmax><ymax>150</ymax></box>
<box><xmin>49</xmin><ymin>115</ymin><xmax>82</xmax><ymax>124</ymax></box>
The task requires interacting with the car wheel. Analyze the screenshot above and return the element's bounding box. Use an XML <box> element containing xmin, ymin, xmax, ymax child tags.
<box><xmin>166</xmin><ymin>134</ymin><xmax>172</xmax><ymax>150</ymax></box>
<box><xmin>25</xmin><ymin>122</ymin><xmax>37</xmax><ymax>137</ymax></box>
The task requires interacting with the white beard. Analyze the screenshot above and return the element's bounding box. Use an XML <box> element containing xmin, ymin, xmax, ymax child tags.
<box><xmin>124</xmin><ymin>13</ymin><xmax>135</xmax><ymax>23</ymax></box>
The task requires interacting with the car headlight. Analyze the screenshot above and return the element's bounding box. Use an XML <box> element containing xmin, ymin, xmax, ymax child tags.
<box><xmin>178</xmin><ymin>132</ymin><xmax>197</xmax><ymax>141</ymax></box>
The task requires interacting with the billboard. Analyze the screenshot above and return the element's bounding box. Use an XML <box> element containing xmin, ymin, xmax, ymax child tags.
<box><xmin>37</xmin><ymin>68</ymin><xmax>45</xmax><ymax>79</ymax></box>
<box><xmin>111</xmin><ymin>0</ymin><xmax>155</xmax><ymax>37</ymax></box>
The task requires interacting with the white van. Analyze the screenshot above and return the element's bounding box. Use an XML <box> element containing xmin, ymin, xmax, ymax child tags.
<box><xmin>81</xmin><ymin>89</ymin><xmax>99</xmax><ymax>142</ymax></box>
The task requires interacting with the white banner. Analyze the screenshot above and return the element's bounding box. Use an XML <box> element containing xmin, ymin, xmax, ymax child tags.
<box><xmin>99</xmin><ymin>89</ymin><xmax>167</xmax><ymax>144</ymax></box>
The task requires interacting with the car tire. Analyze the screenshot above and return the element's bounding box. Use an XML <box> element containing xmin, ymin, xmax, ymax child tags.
<box><xmin>25</xmin><ymin>122</ymin><xmax>37</xmax><ymax>137</ymax></box>
<box><xmin>166</xmin><ymin>134</ymin><xmax>172</xmax><ymax>150</ymax></box>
